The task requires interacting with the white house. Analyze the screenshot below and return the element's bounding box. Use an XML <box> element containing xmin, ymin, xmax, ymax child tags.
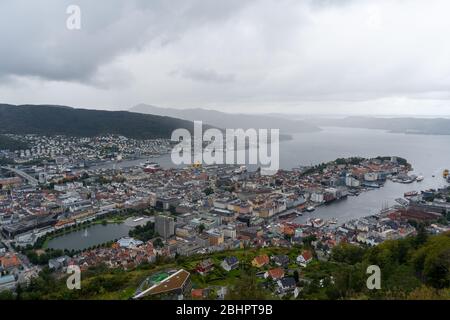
<box><xmin>296</xmin><ymin>250</ymin><xmax>313</xmax><ymax>267</ymax></box>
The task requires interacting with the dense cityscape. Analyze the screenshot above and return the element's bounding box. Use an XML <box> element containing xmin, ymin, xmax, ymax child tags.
<box><xmin>1</xmin><ymin>134</ymin><xmax>449</xmax><ymax>299</ymax></box>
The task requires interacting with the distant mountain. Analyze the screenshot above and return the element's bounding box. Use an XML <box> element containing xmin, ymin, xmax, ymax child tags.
<box><xmin>130</xmin><ymin>104</ymin><xmax>321</xmax><ymax>134</ymax></box>
<box><xmin>0</xmin><ymin>104</ymin><xmax>202</xmax><ymax>139</ymax></box>
<box><xmin>310</xmin><ymin>116</ymin><xmax>450</xmax><ymax>135</ymax></box>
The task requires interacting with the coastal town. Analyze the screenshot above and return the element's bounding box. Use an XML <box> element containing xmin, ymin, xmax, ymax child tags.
<box><xmin>1</xmin><ymin>136</ymin><xmax>450</xmax><ymax>298</ymax></box>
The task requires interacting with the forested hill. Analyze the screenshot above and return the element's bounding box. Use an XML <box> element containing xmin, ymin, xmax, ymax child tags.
<box><xmin>0</xmin><ymin>135</ymin><xmax>29</xmax><ymax>151</ymax></box>
<box><xmin>0</xmin><ymin>104</ymin><xmax>199</xmax><ymax>139</ymax></box>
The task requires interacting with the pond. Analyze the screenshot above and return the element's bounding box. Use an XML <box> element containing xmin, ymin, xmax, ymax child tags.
<box><xmin>46</xmin><ymin>223</ymin><xmax>133</xmax><ymax>251</ymax></box>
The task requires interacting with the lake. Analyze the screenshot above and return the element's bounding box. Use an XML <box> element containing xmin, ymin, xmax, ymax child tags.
<box><xmin>47</xmin><ymin>223</ymin><xmax>132</xmax><ymax>251</ymax></box>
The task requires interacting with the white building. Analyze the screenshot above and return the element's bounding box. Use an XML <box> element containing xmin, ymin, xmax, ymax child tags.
<box><xmin>117</xmin><ymin>237</ymin><xmax>143</xmax><ymax>248</ymax></box>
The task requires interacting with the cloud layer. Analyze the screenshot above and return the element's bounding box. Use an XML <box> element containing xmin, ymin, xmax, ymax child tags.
<box><xmin>1</xmin><ymin>0</ymin><xmax>450</xmax><ymax>115</ymax></box>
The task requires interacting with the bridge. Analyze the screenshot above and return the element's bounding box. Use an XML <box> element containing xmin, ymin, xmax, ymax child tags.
<box><xmin>1</xmin><ymin>166</ymin><xmax>39</xmax><ymax>186</ymax></box>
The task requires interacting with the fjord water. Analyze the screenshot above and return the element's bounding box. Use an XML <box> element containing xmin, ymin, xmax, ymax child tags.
<box><xmin>279</xmin><ymin>127</ymin><xmax>450</xmax><ymax>224</ymax></box>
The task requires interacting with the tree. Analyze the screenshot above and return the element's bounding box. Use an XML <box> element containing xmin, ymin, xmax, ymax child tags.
<box><xmin>293</xmin><ymin>270</ymin><xmax>299</xmax><ymax>283</ymax></box>
<box><xmin>331</xmin><ymin>243</ymin><xmax>365</xmax><ymax>265</ymax></box>
<box><xmin>153</xmin><ymin>238</ymin><xmax>164</xmax><ymax>248</ymax></box>
<box><xmin>414</xmin><ymin>224</ymin><xmax>428</xmax><ymax>248</ymax></box>
<box><xmin>225</xmin><ymin>269</ymin><xmax>271</xmax><ymax>300</ymax></box>
<box><xmin>0</xmin><ymin>290</ymin><xmax>15</xmax><ymax>300</ymax></box>
<box><xmin>203</xmin><ymin>187</ymin><xmax>214</xmax><ymax>196</ymax></box>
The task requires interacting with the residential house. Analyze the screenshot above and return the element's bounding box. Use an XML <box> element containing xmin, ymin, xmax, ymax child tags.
<box><xmin>252</xmin><ymin>254</ymin><xmax>269</xmax><ymax>268</ymax></box>
<box><xmin>296</xmin><ymin>250</ymin><xmax>313</xmax><ymax>267</ymax></box>
<box><xmin>221</xmin><ymin>256</ymin><xmax>239</xmax><ymax>272</ymax></box>
<box><xmin>277</xmin><ymin>277</ymin><xmax>296</xmax><ymax>293</ymax></box>
<box><xmin>265</xmin><ymin>268</ymin><xmax>285</xmax><ymax>281</ymax></box>
<box><xmin>196</xmin><ymin>259</ymin><xmax>214</xmax><ymax>276</ymax></box>
<box><xmin>272</xmin><ymin>255</ymin><xmax>289</xmax><ymax>267</ymax></box>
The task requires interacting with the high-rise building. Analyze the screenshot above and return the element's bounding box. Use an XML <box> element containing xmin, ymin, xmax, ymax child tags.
<box><xmin>155</xmin><ymin>215</ymin><xmax>175</xmax><ymax>239</ymax></box>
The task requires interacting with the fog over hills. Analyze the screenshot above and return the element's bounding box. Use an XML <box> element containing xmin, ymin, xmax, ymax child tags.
<box><xmin>130</xmin><ymin>104</ymin><xmax>321</xmax><ymax>134</ymax></box>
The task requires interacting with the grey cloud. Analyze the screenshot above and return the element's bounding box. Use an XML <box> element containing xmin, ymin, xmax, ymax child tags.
<box><xmin>172</xmin><ymin>68</ymin><xmax>236</xmax><ymax>84</ymax></box>
<box><xmin>1</xmin><ymin>0</ymin><xmax>450</xmax><ymax>115</ymax></box>
<box><xmin>0</xmin><ymin>0</ymin><xmax>253</xmax><ymax>84</ymax></box>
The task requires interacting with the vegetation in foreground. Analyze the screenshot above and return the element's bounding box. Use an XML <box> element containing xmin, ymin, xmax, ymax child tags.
<box><xmin>1</xmin><ymin>231</ymin><xmax>448</xmax><ymax>300</ymax></box>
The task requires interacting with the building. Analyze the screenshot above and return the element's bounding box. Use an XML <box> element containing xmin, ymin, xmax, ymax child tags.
<box><xmin>155</xmin><ymin>215</ymin><xmax>175</xmax><ymax>239</ymax></box>
<box><xmin>0</xmin><ymin>242</ymin><xmax>6</xmax><ymax>255</ymax></box>
<box><xmin>133</xmin><ymin>269</ymin><xmax>192</xmax><ymax>300</ymax></box>
<box><xmin>277</xmin><ymin>277</ymin><xmax>296</xmax><ymax>293</ymax></box>
<box><xmin>272</xmin><ymin>255</ymin><xmax>289</xmax><ymax>267</ymax></box>
<box><xmin>221</xmin><ymin>256</ymin><xmax>239</xmax><ymax>272</ymax></box>
<box><xmin>0</xmin><ymin>275</ymin><xmax>16</xmax><ymax>292</ymax></box>
<box><xmin>0</xmin><ymin>253</ymin><xmax>21</xmax><ymax>271</ymax></box>
<box><xmin>117</xmin><ymin>237</ymin><xmax>144</xmax><ymax>248</ymax></box>
<box><xmin>196</xmin><ymin>259</ymin><xmax>214</xmax><ymax>276</ymax></box>
<box><xmin>265</xmin><ymin>268</ymin><xmax>285</xmax><ymax>281</ymax></box>
<box><xmin>252</xmin><ymin>254</ymin><xmax>269</xmax><ymax>268</ymax></box>
<box><xmin>296</xmin><ymin>250</ymin><xmax>313</xmax><ymax>267</ymax></box>
<box><xmin>48</xmin><ymin>255</ymin><xmax>71</xmax><ymax>271</ymax></box>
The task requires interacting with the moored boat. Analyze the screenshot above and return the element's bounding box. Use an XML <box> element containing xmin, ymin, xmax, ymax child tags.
<box><xmin>404</xmin><ymin>191</ymin><xmax>418</xmax><ymax>197</ymax></box>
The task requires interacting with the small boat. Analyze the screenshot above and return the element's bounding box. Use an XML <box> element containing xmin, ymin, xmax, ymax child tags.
<box><xmin>404</xmin><ymin>191</ymin><xmax>418</xmax><ymax>197</ymax></box>
<box><xmin>328</xmin><ymin>218</ymin><xmax>338</xmax><ymax>225</ymax></box>
<box><xmin>306</xmin><ymin>206</ymin><xmax>315</xmax><ymax>212</ymax></box>
<box><xmin>416</xmin><ymin>176</ymin><xmax>424</xmax><ymax>182</ymax></box>
<box><xmin>296</xmin><ymin>211</ymin><xmax>303</xmax><ymax>217</ymax></box>
<box><xmin>310</xmin><ymin>218</ymin><xmax>325</xmax><ymax>228</ymax></box>
<box><xmin>444</xmin><ymin>169</ymin><xmax>449</xmax><ymax>178</ymax></box>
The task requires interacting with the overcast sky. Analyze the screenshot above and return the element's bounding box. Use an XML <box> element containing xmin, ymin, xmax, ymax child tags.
<box><xmin>1</xmin><ymin>0</ymin><xmax>450</xmax><ymax>115</ymax></box>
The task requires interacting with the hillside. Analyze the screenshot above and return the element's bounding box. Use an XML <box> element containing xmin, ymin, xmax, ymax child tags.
<box><xmin>0</xmin><ymin>104</ymin><xmax>200</xmax><ymax>139</ymax></box>
<box><xmin>130</xmin><ymin>104</ymin><xmax>321</xmax><ymax>134</ymax></box>
<box><xmin>0</xmin><ymin>135</ymin><xmax>29</xmax><ymax>151</ymax></box>
<box><xmin>7</xmin><ymin>231</ymin><xmax>449</xmax><ymax>300</ymax></box>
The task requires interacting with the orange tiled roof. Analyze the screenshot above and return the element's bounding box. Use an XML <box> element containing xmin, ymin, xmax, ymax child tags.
<box><xmin>268</xmin><ymin>268</ymin><xmax>285</xmax><ymax>280</ymax></box>
<box><xmin>0</xmin><ymin>254</ymin><xmax>21</xmax><ymax>269</ymax></box>
<box><xmin>253</xmin><ymin>254</ymin><xmax>269</xmax><ymax>266</ymax></box>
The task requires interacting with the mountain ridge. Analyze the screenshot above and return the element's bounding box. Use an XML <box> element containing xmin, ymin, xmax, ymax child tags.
<box><xmin>130</xmin><ymin>104</ymin><xmax>321</xmax><ymax>134</ymax></box>
<box><xmin>0</xmin><ymin>104</ymin><xmax>202</xmax><ymax>139</ymax></box>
